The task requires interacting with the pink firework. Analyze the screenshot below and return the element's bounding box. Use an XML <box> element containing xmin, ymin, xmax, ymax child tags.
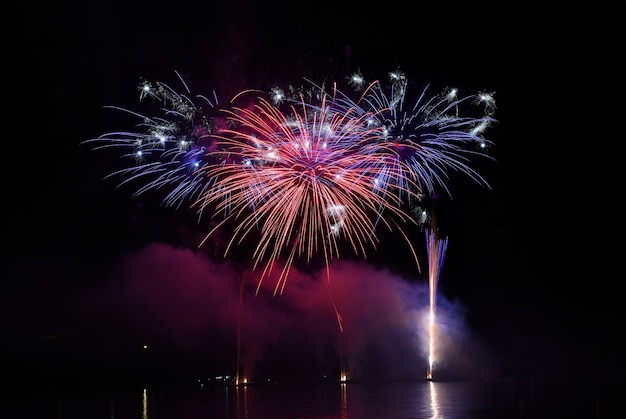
<box><xmin>195</xmin><ymin>91</ymin><xmax>422</xmax><ymax>295</ymax></box>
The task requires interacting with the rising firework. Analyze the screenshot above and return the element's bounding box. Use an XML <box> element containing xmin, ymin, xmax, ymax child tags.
<box><xmin>425</xmin><ymin>216</ymin><xmax>448</xmax><ymax>380</ymax></box>
<box><xmin>83</xmin><ymin>69</ymin><xmax>496</xmax><ymax>294</ymax></box>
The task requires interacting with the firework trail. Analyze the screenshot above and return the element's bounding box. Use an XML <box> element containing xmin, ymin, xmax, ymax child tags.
<box><xmin>425</xmin><ymin>216</ymin><xmax>448</xmax><ymax>380</ymax></box>
<box><xmin>83</xmin><ymin>69</ymin><xmax>495</xmax><ymax>295</ymax></box>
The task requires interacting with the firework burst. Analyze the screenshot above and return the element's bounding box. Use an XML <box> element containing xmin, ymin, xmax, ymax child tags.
<box><xmin>83</xmin><ymin>68</ymin><xmax>496</xmax><ymax>293</ymax></box>
<box><xmin>83</xmin><ymin>71</ymin><xmax>223</xmax><ymax>211</ymax></box>
<box><xmin>195</xmin><ymin>90</ymin><xmax>420</xmax><ymax>294</ymax></box>
<box><xmin>345</xmin><ymin>70</ymin><xmax>496</xmax><ymax>198</ymax></box>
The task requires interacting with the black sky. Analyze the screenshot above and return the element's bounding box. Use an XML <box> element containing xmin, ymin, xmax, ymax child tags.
<box><xmin>3</xmin><ymin>1</ymin><xmax>623</xmax><ymax>385</ymax></box>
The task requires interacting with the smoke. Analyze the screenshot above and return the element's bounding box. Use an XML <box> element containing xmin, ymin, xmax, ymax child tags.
<box><xmin>0</xmin><ymin>240</ymin><xmax>494</xmax><ymax>382</ymax></box>
<box><xmin>78</xmin><ymin>241</ymin><xmax>494</xmax><ymax>381</ymax></box>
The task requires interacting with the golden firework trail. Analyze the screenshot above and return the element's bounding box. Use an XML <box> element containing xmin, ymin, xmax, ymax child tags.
<box><xmin>425</xmin><ymin>214</ymin><xmax>447</xmax><ymax>380</ymax></box>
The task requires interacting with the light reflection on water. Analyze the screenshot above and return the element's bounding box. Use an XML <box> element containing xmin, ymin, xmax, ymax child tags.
<box><xmin>429</xmin><ymin>380</ymin><xmax>440</xmax><ymax>418</ymax></box>
<box><xmin>142</xmin><ymin>388</ymin><xmax>148</xmax><ymax>419</ymax></box>
<box><xmin>1</xmin><ymin>378</ymin><xmax>623</xmax><ymax>419</ymax></box>
<box><xmin>341</xmin><ymin>382</ymin><xmax>347</xmax><ymax>419</ymax></box>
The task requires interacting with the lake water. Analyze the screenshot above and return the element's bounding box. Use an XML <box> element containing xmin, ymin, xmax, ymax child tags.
<box><xmin>1</xmin><ymin>378</ymin><xmax>623</xmax><ymax>419</ymax></box>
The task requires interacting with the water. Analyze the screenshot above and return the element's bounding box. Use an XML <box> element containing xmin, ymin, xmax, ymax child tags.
<box><xmin>1</xmin><ymin>378</ymin><xmax>623</xmax><ymax>419</ymax></box>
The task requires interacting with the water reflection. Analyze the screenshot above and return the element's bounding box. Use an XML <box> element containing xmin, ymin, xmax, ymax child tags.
<box><xmin>429</xmin><ymin>380</ymin><xmax>441</xmax><ymax>418</ymax></box>
<box><xmin>142</xmin><ymin>388</ymin><xmax>148</xmax><ymax>419</ymax></box>
<box><xmin>2</xmin><ymin>378</ymin><xmax>622</xmax><ymax>419</ymax></box>
<box><xmin>340</xmin><ymin>382</ymin><xmax>347</xmax><ymax>419</ymax></box>
<box><xmin>236</xmin><ymin>384</ymin><xmax>248</xmax><ymax>418</ymax></box>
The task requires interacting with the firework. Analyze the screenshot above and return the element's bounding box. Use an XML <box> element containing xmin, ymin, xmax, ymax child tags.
<box><xmin>83</xmin><ymin>72</ymin><xmax>223</xmax><ymax>212</ymax></box>
<box><xmin>351</xmin><ymin>70</ymin><xmax>497</xmax><ymax>198</ymax></box>
<box><xmin>83</xmin><ymin>69</ymin><xmax>496</xmax><ymax>294</ymax></box>
<box><xmin>425</xmin><ymin>216</ymin><xmax>448</xmax><ymax>380</ymax></box>
<box><xmin>194</xmin><ymin>90</ymin><xmax>422</xmax><ymax>295</ymax></box>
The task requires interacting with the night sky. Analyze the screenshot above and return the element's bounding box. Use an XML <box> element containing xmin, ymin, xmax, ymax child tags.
<box><xmin>3</xmin><ymin>1</ymin><xmax>622</xmax><ymax>387</ymax></box>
